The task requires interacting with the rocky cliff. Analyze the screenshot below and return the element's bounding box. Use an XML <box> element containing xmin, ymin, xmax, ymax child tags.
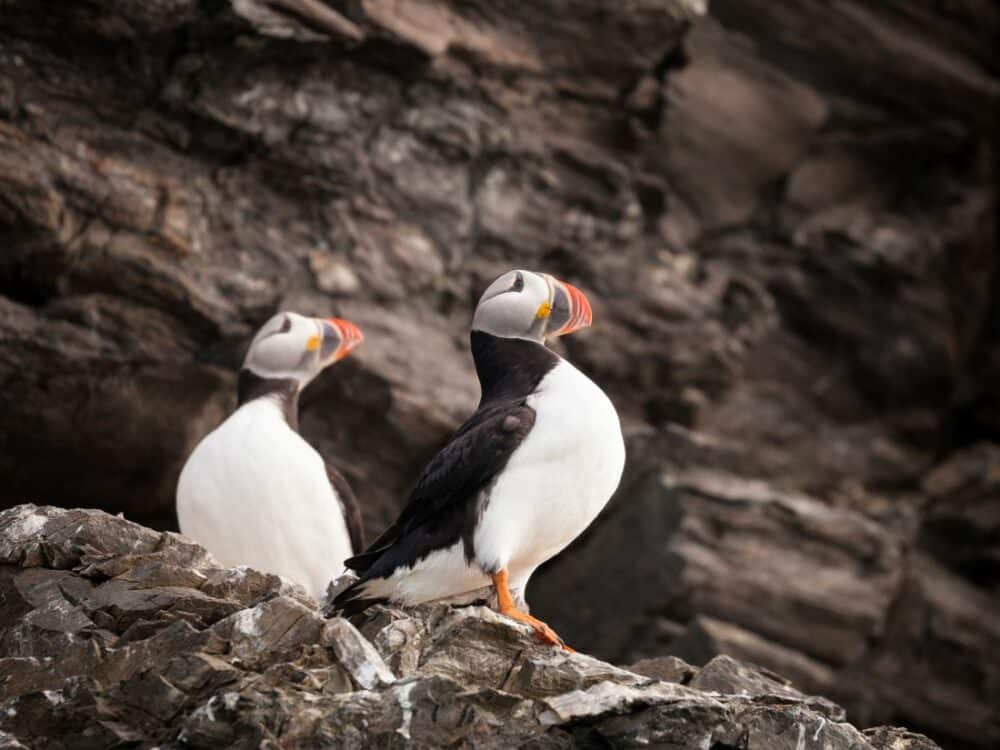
<box><xmin>0</xmin><ymin>1</ymin><xmax>997</xmax><ymax>748</ymax></box>
<box><xmin>0</xmin><ymin>505</ymin><xmax>942</xmax><ymax>749</ymax></box>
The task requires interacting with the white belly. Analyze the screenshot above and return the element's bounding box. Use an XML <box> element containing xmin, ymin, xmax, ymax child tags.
<box><xmin>176</xmin><ymin>398</ymin><xmax>353</xmax><ymax>602</ymax></box>
<box><xmin>473</xmin><ymin>359</ymin><xmax>625</xmax><ymax>588</ymax></box>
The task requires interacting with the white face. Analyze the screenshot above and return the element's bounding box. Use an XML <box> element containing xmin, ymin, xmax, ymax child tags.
<box><xmin>471</xmin><ymin>269</ymin><xmax>593</xmax><ymax>343</ymax></box>
<box><xmin>243</xmin><ymin>311</ymin><xmax>362</xmax><ymax>387</ymax></box>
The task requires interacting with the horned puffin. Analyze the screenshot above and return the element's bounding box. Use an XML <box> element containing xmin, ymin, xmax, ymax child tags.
<box><xmin>331</xmin><ymin>270</ymin><xmax>625</xmax><ymax>649</ymax></box>
<box><xmin>176</xmin><ymin>312</ymin><xmax>365</xmax><ymax>602</ymax></box>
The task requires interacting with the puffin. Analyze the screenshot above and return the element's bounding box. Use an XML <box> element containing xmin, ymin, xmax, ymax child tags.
<box><xmin>330</xmin><ymin>270</ymin><xmax>625</xmax><ymax>649</ymax></box>
<box><xmin>176</xmin><ymin>311</ymin><xmax>365</xmax><ymax>602</ymax></box>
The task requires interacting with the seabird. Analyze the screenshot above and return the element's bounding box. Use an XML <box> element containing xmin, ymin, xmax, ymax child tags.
<box><xmin>176</xmin><ymin>311</ymin><xmax>365</xmax><ymax>601</ymax></box>
<box><xmin>331</xmin><ymin>270</ymin><xmax>625</xmax><ymax>649</ymax></box>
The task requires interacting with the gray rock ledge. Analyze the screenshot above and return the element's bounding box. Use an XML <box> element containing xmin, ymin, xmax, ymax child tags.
<box><xmin>0</xmin><ymin>505</ymin><xmax>938</xmax><ymax>749</ymax></box>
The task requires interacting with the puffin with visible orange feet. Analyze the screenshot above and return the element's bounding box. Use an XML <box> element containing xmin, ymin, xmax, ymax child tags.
<box><xmin>177</xmin><ymin>312</ymin><xmax>365</xmax><ymax>602</ymax></box>
<box><xmin>331</xmin><ymin>270</ymin><xmax>625</xmax><ymax>650</ymax></box>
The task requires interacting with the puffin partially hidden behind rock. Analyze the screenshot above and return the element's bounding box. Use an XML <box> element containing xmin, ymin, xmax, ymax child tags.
<box><xmin>177</xmin><ymin>312</ymin><xmax>364</xmax><ymax>602</ymax></box>
<box><xmin>331</xmin><ymin>270</ymin><xmax>625</xmax><ymax>649</ymax></box>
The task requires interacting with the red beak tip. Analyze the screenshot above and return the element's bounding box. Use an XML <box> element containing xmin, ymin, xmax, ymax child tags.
<box><xmin>328</xmin><ymin>318</ymin><xmax>364</xmax><ymax>353</ymax></box>
<box><xmin>563</xmin><ymin>281</ymin><xmax>593</xmax><ymax>334</ymax></box>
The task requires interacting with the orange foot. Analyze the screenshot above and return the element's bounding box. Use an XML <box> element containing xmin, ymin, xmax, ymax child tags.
<box><xmin>491</xmin><ymin>569</ymin><xmax>575</xmax><ymax>652</ymax></box>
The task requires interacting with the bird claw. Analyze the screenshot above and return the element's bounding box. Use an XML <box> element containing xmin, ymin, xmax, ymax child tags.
<box><xmin>532</xmin><ymin>620</ymin><xmax>573</xmax><ymax>652</ymax></box>
<box><xmin>501</xmin><ymin>608</ymin><xmax>575</xmax><ymax>652</ymax></box>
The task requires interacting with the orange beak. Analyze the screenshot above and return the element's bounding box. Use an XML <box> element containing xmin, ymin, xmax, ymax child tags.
<box><xmin>325</xmin><ymin>317</ymin><xmax>364</xmax><ymax>362</ymax></box>
<box><xmin>549</xmin><ymin>279</ymin><xmax>593</xmax><ymax>337</ymax></box>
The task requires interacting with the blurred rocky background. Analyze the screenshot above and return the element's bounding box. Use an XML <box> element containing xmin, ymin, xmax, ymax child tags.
<box><xmin>0</xmin><ymin>1</ymin><xmax>996</xmax><ymax>747</ymax></box>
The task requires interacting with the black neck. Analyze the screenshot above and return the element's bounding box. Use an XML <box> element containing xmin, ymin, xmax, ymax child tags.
<box><xmin>470</xmin><ymin>330</ymin><xmax>559</xmax><ymax>405</ymax></box>
<box><xmin>237</xmin><ymin>370</ymin><xmax>301</xmax><ymax>431</ymax></box>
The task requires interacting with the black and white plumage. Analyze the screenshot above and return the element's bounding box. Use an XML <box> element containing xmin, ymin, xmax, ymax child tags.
<box><xmin>176</xmin><ymin>311</ymin><xmax>364</xmax><ymax>602</ymax></box>
<box><xmin>332</xmin><ymin>270</ymin><xmax>625</xmax><ymax>648</ymax></box>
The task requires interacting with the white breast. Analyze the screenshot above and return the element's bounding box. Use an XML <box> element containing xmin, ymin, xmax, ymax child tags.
<box><xmin>473</xmin><ymin>358</ymin><xmax>625</xmax><ymax>591</ymax></box>
<box><xmin>175</xmin><ymin>398</ymin><xmax>353</xmax><ymax>602</ymax></box>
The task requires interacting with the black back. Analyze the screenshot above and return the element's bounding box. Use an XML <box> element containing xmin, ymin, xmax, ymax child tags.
<box><xmin>331</xmin><ymin>332</ymin><xmax>558</xmax><ymax>616</ymax></box>
<box><xmin>238</xmin><ymin>369</ymin><xmax>365</xmax><ymax>554</ymax></box>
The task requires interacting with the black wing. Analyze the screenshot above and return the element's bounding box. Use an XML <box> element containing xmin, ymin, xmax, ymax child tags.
<box><xmin>331</xmin><ymin>399</ymin><xmax>535</xmax><ymax>615</ymax></box>
<box><xmin>326</xmin><ymin>463</ymin><xmax>365</xmax><ymax>555</ymax></box>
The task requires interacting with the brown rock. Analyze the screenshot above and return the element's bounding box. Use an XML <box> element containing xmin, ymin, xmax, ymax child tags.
<box><xmin>0</xmin><ymin>0</ymin><xmax>997</xmax><ymax>745</ymax></box>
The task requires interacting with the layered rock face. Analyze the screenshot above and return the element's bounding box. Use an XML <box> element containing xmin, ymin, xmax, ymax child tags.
<box><xmin>0</xmin><ymin>505</ymin><xmax>941</xmax><ymax>749</ymax></box>
<box><xmin>0</xmin><ymin>1</ymin><xmax>997</xmax><ymax>747</ymax></box>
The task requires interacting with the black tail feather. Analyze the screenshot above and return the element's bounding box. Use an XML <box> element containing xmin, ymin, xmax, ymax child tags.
<box><xmin>328</xmin><ymin>577</ymin><xmax>387</xmax><ymax>618</ymax></box>
<box><xmin>343</xmin><ymin>547</ymin><xmax>385</xmax><ymax>572</ymax></box>
<box><xmin>344</xmin><ymin>523</ymin><xmax>400</xmax><ymax>572</ymax></box>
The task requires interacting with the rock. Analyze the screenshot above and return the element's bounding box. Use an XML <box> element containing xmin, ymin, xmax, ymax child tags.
<box><xmin>626</xmin><ymin>654</ymin><xmax>699</xmax><ymax>685</ymax></box>
<box><xmin>865</xmin><ymin>726</ymin><xmax>943</xmax><ymax>750</ymax></box>
<box><xmin>215</xmin><ymin>596</ymin><xmax>324</xmax><ymax>669</ymax></box>
<box><xmin>321</xmin><ymin>617</ymin><xmax>395</xmax><ymax>690</ymax></box>
<box><xmin>655</xmin><ymin>16</ymin><xmax>829</xmax><ymax>233</ymax></box>
<box><xmin>0</xmin><ymin>0</ymin><xmax>998</xmax><ymax>747</ymax></box>
<box><xmin>0</xmin><ymin>504</ymin><xmax>214</xmax><ymax>571</ymax></box>
<box><xmin>535</xmin><ymin>467</ymin><xmax>906</xmax><ymax>664</ymax></box>
<box><xmin>0</xmin><ymin>731</ymin><xmax>29</xmax><ymax>750</ymax></box>
<box><xmin>669</xmin><ymin>615</ymin><xmax>838</xmax><ymax>699</ymax></box>
<box><xmin>919</xmin><ymin>443</ymin><xmax>1000</xmax><ymax>592</ymax></box>
<box><xmin>532</xmin><ymin>455</ymin><xmax>1000</xmax><ymax>748</ymax></box>
<box><xmin>689</xmin><ymin>654</ymin><xmax>844</xmax><ymax>721</ymax></box>
<box><xmin>0</xmin><ymin>505</ymin><xmax>938</xmax><ymax>748</ymax></box>
<box><xmin>844</xmin><ymin>553</ymin><xmax>1000</xmax><ymax>747</ymax></box>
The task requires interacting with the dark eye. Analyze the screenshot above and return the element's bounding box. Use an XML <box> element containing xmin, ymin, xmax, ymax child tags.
<box><xmin>278</xmin><ymin>316</ymin><xmax>292</xmax><ymax>334</ymax></box>
<box><xmin>510</xmin><ymin>272</ymin><xmax>524</xmax><ymax>293</ymax></box>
